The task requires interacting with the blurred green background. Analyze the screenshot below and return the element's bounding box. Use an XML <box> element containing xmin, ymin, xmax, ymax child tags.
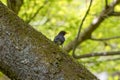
<box><xmin>1</xmin><ymin>0</ymin><xmax>120</xmax><ymax>80</ymax></box>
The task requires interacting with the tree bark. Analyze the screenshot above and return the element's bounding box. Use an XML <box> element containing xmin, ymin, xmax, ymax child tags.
<box><xmin>0</xmin><ymin>2</ymin><xmax>98</xmax><ymax>80</ymax></box>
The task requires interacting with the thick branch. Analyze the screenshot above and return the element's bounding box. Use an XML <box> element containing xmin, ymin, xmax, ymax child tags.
<box><xmin>64</xmin><ymin>0</ymin><xmax>120</xmax><ymax>53</ymax></box>
<box><xmin>74</xmin><ymin>51</ymin><xmax>120</xmax><ymax>59</ymax></box>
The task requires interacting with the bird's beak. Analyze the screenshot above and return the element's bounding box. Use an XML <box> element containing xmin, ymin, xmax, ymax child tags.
<box><xmin>65</xmin><ymin>32</ymin><xmax>68</xmax><ymax>34</ymax></box>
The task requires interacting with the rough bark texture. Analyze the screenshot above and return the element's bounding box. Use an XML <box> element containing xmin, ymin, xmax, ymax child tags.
<box><xmin>0</xmin><ymin>2</ymin><xmax>98</xmax><ymax>80</ymax></box>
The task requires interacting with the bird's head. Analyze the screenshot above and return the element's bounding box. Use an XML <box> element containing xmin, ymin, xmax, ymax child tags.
<box><xmin>58</xmin><ymin>31</ymin><xmax>67</xmax><ymax>36</ymax></box>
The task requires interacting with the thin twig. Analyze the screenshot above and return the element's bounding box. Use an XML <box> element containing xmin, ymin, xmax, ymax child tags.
<box><xmin>26</xmin><ymin>1</ymin><xmax>48</xmax><ymax>23</ymax></box>
<box><xmin>90</xmin><ymin>36</ymin><xmax>120</xmax><ymax>41</ymax></box>
<box><xmin>74</xmin><ymin>51</ymin><xmax>120</xmax><ymax>59</ymax></box>
<box><xmin>81</xmin><ymin>57</ymin><xmax>120</xmax><ymax>63</ymax></box>
<box><xmin>72</xmin><ymin>0</ymin><xmax>93</xmax><ymax>58</ymax></box>
<box><xmin>110</xmin><ymin>12</ymin><xmax>120</xmax><ymax>16</ymax></box>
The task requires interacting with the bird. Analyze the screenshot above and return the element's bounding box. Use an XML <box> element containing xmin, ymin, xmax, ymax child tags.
<box><xmin>54</xmin><ymin>31</ymin><xmax>67</xmax><ymax>46</ymax></box>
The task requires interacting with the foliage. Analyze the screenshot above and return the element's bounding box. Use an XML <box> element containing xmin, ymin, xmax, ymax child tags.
<box><xmin>1</xmin><ymin>0</ymin><xmax>120</xmax><ymax>79</ymax></box>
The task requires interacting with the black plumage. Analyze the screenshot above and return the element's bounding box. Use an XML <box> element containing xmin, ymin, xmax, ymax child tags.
<box><xmin>54</xmin><ymin>31</ymin><xmax>66</xmax><ymax>45</ymax></box>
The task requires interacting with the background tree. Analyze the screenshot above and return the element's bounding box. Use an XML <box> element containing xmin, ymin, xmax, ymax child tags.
<box><xmin>0</xmin><ymin>0</ymin><xmax>120</xmax><ymax>80</ymax></box>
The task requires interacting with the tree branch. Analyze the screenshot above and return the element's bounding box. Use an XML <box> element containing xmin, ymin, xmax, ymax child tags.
<box><xmin>110</xmin><ymin>12</ymin><xmax>120</xmax><ymax>16</ymax></box>
<box><xmin>105</xmin><ymin>0</ymin><xmax>109</xmax><ymax>9</ymax></box>
<box><xmin>72</xmin><ymin>0</ymin><xmax>93</xmax><ymax>58</ymax></box>
<box><xmin>82</xmin><ymin>57</ymin><xmax>120</xmax><ymax>63</ymax></box>
<box><xmin>74</xmin><ymin>51</ymin><xmax>120</xmax><ymax>59</ymax></box>
<box><xmin>90</xmin><ymin>36</ymin><xmax>120</xmax><ymax>41</ymax></box>
<box><xmin>64</xmin><ymin>0</ymin><xmax>120</xmax><ymax>53</ymax></box>
<box><xmin>26</xmin><ymin>1</ymin><xmax>48</xmax><ymax>23</ymax></box>
<box><xmin>7</xmin><ymin>0</ymin><xmax>23</xmax><ymax>14</ymax></box>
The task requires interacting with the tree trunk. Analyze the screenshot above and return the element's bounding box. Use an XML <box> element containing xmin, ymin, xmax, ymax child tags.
<box><xmin>0</xmin><ymin>2</ymin><xmax>98</xmax><ymax>80</ymax></box>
